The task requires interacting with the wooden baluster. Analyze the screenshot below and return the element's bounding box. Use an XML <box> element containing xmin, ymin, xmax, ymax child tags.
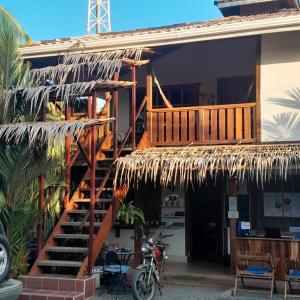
<box><xmin>151</xmin><ymin>113</ymin><xmax>157</xmax><ymax>145</ymax></box>
<box><xmin>158</xmin><ymin>112</ymin><xmax>165</xmax><ymax>144</ymax></box>
<box><xmin>173</xmin><ymin>111</ymin><xmax>179</xmax><ymax>144</ymax></box>
<box><xmin>189</xmin><ymin>110</ymin><xmax>195</xmax><ymax>143</ymax></box>
<box><xmin>181</xmin><ymin>111</ymin><xmax>187</xmax><ymax>143</ymax></box>
<box><xmin>210</xmin><ymin>110</ymin><xmax>218</xmax><ymax>141</ymax></box>
<box><xmin>236</xmin><ymin>107</ymin><xmax>243</xmax><ymax>140</ymax></box>
<box><xmin>227</xmin><ymin>108</ymin><xmax>234</xmax><ymax>142</ymax></box>
<box><xmin>204</xmin><ymin>109</ymin><xmax>210</xmax><ymax>141</ymax></box>
<box><xmin>165</xmin><ymin>111</ymin><xmax>173</xmax><ymax>144</ymax></box>
<box><xmin>131</xmin><ymin>66</ymin><xmax>136</xmax><ymax>150</ymax></box>
<box><xmin>198</xmin><ymin>109</ymin><xmax>204</xmax><ymax>142</ymax></box>
<box><xmin>244</xmin><ymin>107</ymin><xmax>252</xmax><ymax>140</ymax></box>
<box><xmin>219</xmin><ymin>108</ymin><xmax>226</xmax><ymax>142</ymax></box>
<box><xmin>88</xmin><ymin>90</ymin><xmax>97</xmax><ymax>276</ymax></box>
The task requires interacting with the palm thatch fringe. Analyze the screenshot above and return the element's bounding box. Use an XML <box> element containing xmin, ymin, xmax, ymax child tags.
<box><xmin>114</xmin><ymin>144</ymin><xmax>300</xmax><ymax>188</ymax></box>
<box><xmin>5</xmin><ymin>79</ymin><xmax>133</xmax><ymax>113</ymax></box>
<box><xmin>62</xmin><ymin>48</ymin><xmax>144</xmax><ymax>65</ymax></box>
<box><xmin>30</xmin><ymin>59</ymin><xmax>123</xmax><ymax>85</ymax></box>
<box><xmin>0</xmin><ymin>118</ymin><xmax>113</xmax><ymax>146</ymax></box>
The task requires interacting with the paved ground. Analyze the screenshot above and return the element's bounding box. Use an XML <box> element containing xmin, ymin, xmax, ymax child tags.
<box><xmin>95</xmin><ymin>283</ymin><xmax>231</xmax><ymax>300</ymax></box>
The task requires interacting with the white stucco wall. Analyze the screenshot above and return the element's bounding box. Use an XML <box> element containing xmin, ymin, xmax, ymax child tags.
<box><xmin>261</xmin><ymin>31</ymin><xmax>300</xmax><ymax>142</ymax></box>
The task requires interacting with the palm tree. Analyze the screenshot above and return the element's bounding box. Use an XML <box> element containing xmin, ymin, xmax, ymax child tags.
<box><xmin>0</xmin><ymin>6</ymin><xmax>31</xmax><ymax>44</ymax></box>
<box><xmin>0</xmin><ymin>10</ymin><xmax>63</xmax><ymax>276</ymax></box>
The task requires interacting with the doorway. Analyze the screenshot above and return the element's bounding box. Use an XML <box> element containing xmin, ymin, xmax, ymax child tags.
<box><xmin>187</xmin><ymin>177</ymin><xmax>224</xmax><ymax>263</ymax></box>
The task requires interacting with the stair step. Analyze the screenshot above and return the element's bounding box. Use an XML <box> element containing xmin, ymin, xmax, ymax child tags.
<box><xmin>86</xmin><ymin>176</ymin><xmax>114</xmax><ymax>181</ymax></box>
<box><xmin>96</xmin><ymin>167</ymin><xmax>110</xmax><ymax>171</ymax></box>
<box><xmin>53</xmin><ymin>234</ymin><xmax>93</xmax><ymax>240</ymax></box>
<box><xmin>79</xmin><ymin>187</ymin><xmax>114</xmax><ymax>192</ymax></box>
<box><xmin>38</xmin><ymin>260</ymin><xmax>82</xmax><ymax>268</ymax></box>
<box><xmin>46</xmin><ymin>246</ymin><xmax>88</xmax><ymax>253</ymax></box>
<box><xmin>97</xmin><ymin>158</ymin><xmax>114</xmax><ymax>162</ymax></box>
<box><xmin>60</xmin><ymin>221</ymin><xmax>102</xmax><ymax>227</ymax></box>
<box><xmin>74</xmin><ymin>198</ymin><xmax>112</xmax><ymax>203</ymax></box>
<box><xmin>100</xmin><ymin>148</ymin><xmax>132</xmax><ymax>152</ymax></box>
<box><xmin>66</xmin><ymin>209</ymin><xmax>107</xmax><ymax>214</ymax></box>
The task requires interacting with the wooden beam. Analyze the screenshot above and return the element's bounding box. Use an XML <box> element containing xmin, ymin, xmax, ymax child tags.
<box><xmin>229</xmin><ymin>176</ymin><xmax>238</xmax><ymax>274</ymax></box>
<box><xmin>37</xmin><ymin>103</ymin><xmax>46</xmax><ymax>255</ymax></box>
<box><xmin>131</xmin><ymin>66</ymin><xmax>137</xmax><ymax>150</ymax></box>
<box><xmin>113</xmin><ymin>72</ymin><xmax>119</xmax><ymax>159</ymax></box>
<box><xmin>88</xmin><ymin>90</ymin><xmax>97</xmax><ymax>275</ymax></box>
<box><xmin>64</xmin><ymin>104</ymin><xmax>72</xmax><ymax>208</ymax></box>
<box><xmin>256</xmin><ymin>35</ymin><xmax>262</xmax><ymax>142</ymax></box>
<box><xmin>77</xmin><ymin>140</ymin><xmax>92</xmax><ymax>168</ymax></box>
<box><xmin>87</xmin><ymin>96</ymin><xmax>92</xmax><ymax>160</ymax></box>
<box><xmin>146</xmin><ymin>65</ymin><xmax>153</xmax><ymax>144</ymax></box>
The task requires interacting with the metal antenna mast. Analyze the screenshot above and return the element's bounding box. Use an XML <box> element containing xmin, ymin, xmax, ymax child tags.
<box><xmin>87</xmin><ymin>0</ymin><xmax>111</xmax><ymax>34</ymax></box>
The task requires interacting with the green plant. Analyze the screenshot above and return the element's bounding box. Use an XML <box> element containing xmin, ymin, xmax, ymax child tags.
<box><xmin>117</xmin><ymin>201</ymin><xmax>145</xmax><ymax>225</ymax></box>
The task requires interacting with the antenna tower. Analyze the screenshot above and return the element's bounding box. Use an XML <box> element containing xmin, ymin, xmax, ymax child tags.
<box><xmin>87</xmin><ymin>0</ymin><xmax>111</xmax><ymax>34</ymax></box>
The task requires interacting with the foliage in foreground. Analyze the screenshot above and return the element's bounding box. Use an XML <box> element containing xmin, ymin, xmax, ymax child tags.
<box><xmin>0</xmin><ymin>9</ymin><xmax>63</xmax><ymax>276</ymax></box>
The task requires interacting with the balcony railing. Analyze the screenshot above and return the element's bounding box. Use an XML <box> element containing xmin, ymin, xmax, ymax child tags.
<box><xmin>147</xmin><ymin>102</ymin><xmax>257</xmax><ymax>146</ymax></box>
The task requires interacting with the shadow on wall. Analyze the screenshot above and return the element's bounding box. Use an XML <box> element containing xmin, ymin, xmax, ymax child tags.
<box><xmin>268</xmin><ymin>88</ymin><xmax>300</xmax><ymax>109</ymax></box>
<box><xmin>263</xmin><ymin>89</ymin><xmax>300</xmax><ymax>141</ymax></box>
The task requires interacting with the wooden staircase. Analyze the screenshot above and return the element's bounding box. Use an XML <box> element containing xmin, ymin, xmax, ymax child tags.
<box><xmin>29</xmin><ymin>141</ymin><xmax>132</xmax><ymax>278</ymax></box>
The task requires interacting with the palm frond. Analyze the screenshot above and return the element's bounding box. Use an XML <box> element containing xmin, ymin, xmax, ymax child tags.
<box><xmin>114</xmin><ymin>144</ymin><xmax>300</xmax><ymax>187</ymax></box>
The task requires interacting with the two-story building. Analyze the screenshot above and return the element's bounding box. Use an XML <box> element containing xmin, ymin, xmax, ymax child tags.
<box><xmin>20</xmin><ymin>0</ymin><xmax>300</xmax><ymax>282</ymax></box>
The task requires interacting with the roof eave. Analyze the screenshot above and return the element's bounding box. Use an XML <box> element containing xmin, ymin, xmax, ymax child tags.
<box><xmin>21</xmin><ymin>14</ymin><xmax>300</xmax><ymax>59</ymax></box>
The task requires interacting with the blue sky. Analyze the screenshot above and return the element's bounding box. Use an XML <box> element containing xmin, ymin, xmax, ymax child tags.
<box><xmin>1</xmin><ymin>0</ymin><xmax>221</xmax><ymax>42</ymax></box>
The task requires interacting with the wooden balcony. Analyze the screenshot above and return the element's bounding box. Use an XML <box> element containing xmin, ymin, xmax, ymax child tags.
<box><xmin>147</xmin><ymin>102</ymin><xmax>257</xmax><ymax>146</ymax></box>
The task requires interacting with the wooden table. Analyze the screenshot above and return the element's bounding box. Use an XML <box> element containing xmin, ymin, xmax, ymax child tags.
<box><xmin>237</xmin><ymin>237</ymin><xmax>300</xmax><ymax>280</ymax></box>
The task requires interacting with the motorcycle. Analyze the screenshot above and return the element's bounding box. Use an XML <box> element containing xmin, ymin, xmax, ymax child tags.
<box><xmin>132</xmin><ymin>231</ymin><xmax>173</xmax><ymax>300</ymax></box>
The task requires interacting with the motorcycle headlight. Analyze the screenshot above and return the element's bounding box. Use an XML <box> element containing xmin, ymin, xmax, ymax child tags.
<box><xmin>142</xmin><ymin>243</ymin><xmax>150</xmax><ymax>253</ymax></box>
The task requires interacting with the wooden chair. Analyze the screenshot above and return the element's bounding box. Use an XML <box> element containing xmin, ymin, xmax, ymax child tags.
<box><xmin>284</xmin><ymin>259</ymin><xmax>300</xmax><ymax>300</ymax></box>
<box><xmin>234</xmin><ymin>253</ymin><xmax>277</xmax><ymax>299</ymax></box>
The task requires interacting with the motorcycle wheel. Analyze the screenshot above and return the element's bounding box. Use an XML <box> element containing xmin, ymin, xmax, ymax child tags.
<box><xmin>0</xmin><ymin>236</ymin><xmax>11</xmax><ymax>283</ymax></box>
<box><xmin>132</xmin><ymin>270</ymin><xmax>156</xmax><ymax>300</ymax></box>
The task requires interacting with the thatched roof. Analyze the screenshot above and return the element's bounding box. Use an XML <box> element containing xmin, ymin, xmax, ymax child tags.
<box><xmin>0</xmin><ymin>118</ymin><xmax>113</xmax><ymax>146</ymax></box>
<box><xmin>5</xmin><ymin>79</ymin><xmax>134</xmax><ymax>113</ymax></box>
<box><xmin>114</xmin><ymin>144</ymin><xmax>300</xmax><ymax>187</ymax></box>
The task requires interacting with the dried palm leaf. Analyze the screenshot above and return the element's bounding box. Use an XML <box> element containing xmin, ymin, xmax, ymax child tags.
<box><xmin>114</xmin><ymin>144</ymin><xmax>300</xmax><ymax>187</ymax></box>
<box><xmin>0</xmin><ymin>118</ymin><xmax>113</xmax><ymax>146</ymax></box>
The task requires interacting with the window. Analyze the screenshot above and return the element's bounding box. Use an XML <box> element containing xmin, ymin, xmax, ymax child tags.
<box><xmin>136</xmin><ymin>83</ymin><xmax>201</xmax><ymax>108</ymax></box>
<box><xmin>263</xmin><ymin>175</ymin><xmax>300</xmax><ymax>218</ymax></box>
<box><xmin>217</xmin><ymin>75</ymin><xmax>255</xmax><ymax>105</ymax></box>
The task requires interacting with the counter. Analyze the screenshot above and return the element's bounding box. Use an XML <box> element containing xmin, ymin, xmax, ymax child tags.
<box><xmin>237</xmin><ymin>237</ymin><xmax>300</xmax><ymax>280</ymax></box>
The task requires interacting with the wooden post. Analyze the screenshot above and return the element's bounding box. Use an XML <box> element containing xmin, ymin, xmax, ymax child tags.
<box><xmin>64</xmin><ymin>104</ymin><xmax>72</xmax><ymax>208</ymax></box>
<box><xmin>88</xmin><ymin>90</ymin><xmax>97</xmax><ymax>276</ymax></box>
<box><xmin>229</xmin><ymin>176</ymin><xmax>238</xmax><ymax>274</ymax></box>
<box><xmin>37</xmin><ymin>103</ymin><xmax>46</xmax><ymax>255</ymax></box>
<box><xmin>134</xmin><ymin>186</ymin><xmax>143</xmax><ymax>266</ymax></box>
<box><xmin>113</xmin><ymin>72</ymin><xmax>119</xmax><ymax>159</ymax></box>
<box><xmin>87</xmin><ymin>95</ymin><xmax>92</xmax><ymax>160</ymax></box>
<box><xmin>256</xmin><ymin>35</ymin><xmax>261</xmax><ymax>142</ymax></box>
<box><xmin>146</xmin><ymin>65</ymin><xmax>153</xmax><ymax>143</ymax></box>
<box><xmin>131</xmin><ymin>66</ymin><xmax>137</xmax><ymax>150</ymax></box>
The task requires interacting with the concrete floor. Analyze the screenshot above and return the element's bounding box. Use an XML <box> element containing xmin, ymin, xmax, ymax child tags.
<box><xmin>95</xmin><ymin>261</ymin><xmax>300</xmax><ymax>299</ymax></box>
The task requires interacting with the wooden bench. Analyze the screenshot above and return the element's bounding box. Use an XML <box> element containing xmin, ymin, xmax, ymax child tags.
<box><xmin>284</xmin><ymin>259</ymin><xmax>300</xmax><ymax>299</ymax></box>
<box><xmin>234</xmin><ymin>253</ymin><xmax>277</xmax><ymax>299</ymax></box>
